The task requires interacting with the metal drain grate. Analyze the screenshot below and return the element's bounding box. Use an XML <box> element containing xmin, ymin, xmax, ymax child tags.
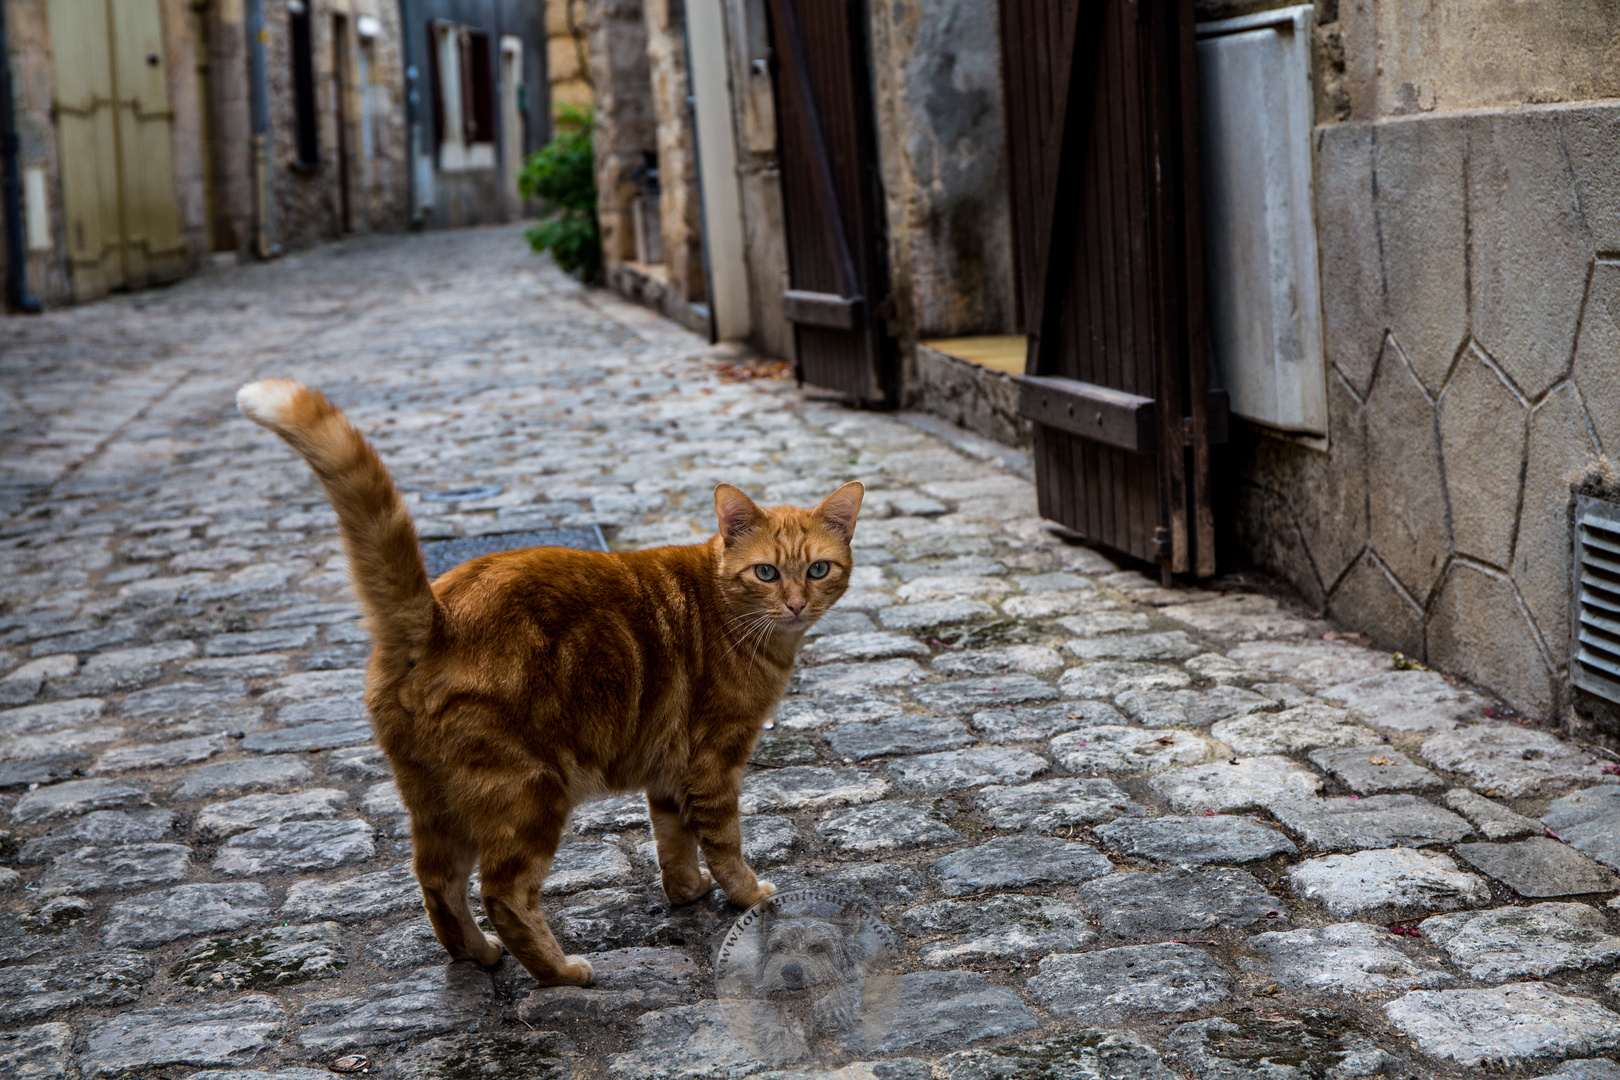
<box><xmin>1572</xmin><ymin>495</ymin><xmax>1620</xmax><ymax>704</ymax></box>
<box><xmin>421</xmin><ymin>526</ymin><xmax>608</xmax><ymax>579</ymax></box>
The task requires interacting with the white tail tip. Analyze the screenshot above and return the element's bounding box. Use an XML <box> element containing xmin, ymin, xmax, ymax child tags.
<box><xmin>237</xmin><ymin>378</ymin><xmax>304</xmax><ymax>430</ymax></box>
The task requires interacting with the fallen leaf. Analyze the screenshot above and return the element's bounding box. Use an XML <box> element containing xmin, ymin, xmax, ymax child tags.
<box><xmin>1368</xmin><ymin>754</ymin><xmax>1397</xmax><ymax>766</ymax></box>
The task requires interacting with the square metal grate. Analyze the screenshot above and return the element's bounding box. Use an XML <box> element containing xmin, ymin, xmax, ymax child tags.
<box><xmin>1572</xmin><ymin>495</ymin><xmax>1620</xmax><ymax>705</ymax></box>
<box><xmin>421</xmin><ymin>526</ymin><xmax>608</xmax><ymax>579</ymax></box>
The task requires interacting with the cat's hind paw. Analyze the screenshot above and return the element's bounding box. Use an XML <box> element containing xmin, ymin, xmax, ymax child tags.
<box><xmin>662</xmin><ymin>867</ymin><xmax>714</xmax><ymax>906</ymax></box>
<box><xmin>471</xmin><ymin>932</ymin><xmax>503</xmax><ymax>969</ymax></box>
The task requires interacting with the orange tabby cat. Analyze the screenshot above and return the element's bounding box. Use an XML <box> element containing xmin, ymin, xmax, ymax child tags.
<box><xmin>237</xmin><ymin>378</ymin><xmax>862</xmax><ymax>988</ymax></box>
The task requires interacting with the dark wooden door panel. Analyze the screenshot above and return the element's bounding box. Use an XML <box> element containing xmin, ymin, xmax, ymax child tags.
<box><xmin>1001</xmin><ymin>0</ymin><xmax>1218</xmax><ymax>577</ymax></box>
<box><xmin>766</xmin><ymin>0</ymin><xmax>894</xmax><ymax>404</ymax></box>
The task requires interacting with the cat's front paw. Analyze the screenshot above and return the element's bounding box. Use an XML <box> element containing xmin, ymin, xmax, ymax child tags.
<box><xmin>559</xmin><ymin>954</ymin><xmax>596</xmax><ymax>987</ymax></box>
<box><xmin>470</xmin><ymin>932</ymin><xmax>503</xmax><ymax>968</ymax></box>
<box><xmin>728</xmin><ymin>878</ymin><xmax>776</xmax><ymax>907</ymax></box>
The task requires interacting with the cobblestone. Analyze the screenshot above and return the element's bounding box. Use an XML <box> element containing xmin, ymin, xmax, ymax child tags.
<box><xmin>2</xmin><ymin>227</ymin><xmax>1616</xmax><ymax>1077</ymax></box>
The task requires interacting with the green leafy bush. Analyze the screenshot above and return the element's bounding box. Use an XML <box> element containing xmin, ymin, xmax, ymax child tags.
<box><xmin>519</xmin><ymin>106</ymin><xmax>601</xmax><ymax>282</ymax></box>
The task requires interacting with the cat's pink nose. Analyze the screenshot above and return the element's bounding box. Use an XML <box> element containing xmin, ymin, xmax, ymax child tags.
<box><xmin>785</xmin><ymin>597</ymin><xmax>806</xmax><ymax>616</ymax></box>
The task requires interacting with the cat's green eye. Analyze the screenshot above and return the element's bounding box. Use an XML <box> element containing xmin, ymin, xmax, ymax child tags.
<box><xmin>754</xmin><ymin>564</ymin><xmax>780</xmax><ymax>582</ymax></box>
<box><xmin>807</xmin><ymin>561</ymin><xmax>830</xmax><ymax>579</ymax></box>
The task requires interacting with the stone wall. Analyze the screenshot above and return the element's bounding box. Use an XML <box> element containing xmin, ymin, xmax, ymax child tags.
<box><xmin>1230</xmin><ymin>101</ymin><xmax>1620</xmax><ymax>724</ymax></box>
<box><xmin>914</xmin><ymin>345</ymin><xmax>1031</xmax><ymax>452</ymax></box>
<box><xmin>3</xmin><ymin>0</ymin><xmax>68</xmax><ymax>305</ymax></box>
<box><xmin>546</xmin><ymin>0</ymin><xmax>593</xmax><ymax>110</ymax></box>
<box><xmin>642</xmin><ymin>0</ymin><xmax>703</xmax><ymax>303</ymax></box>
<box><xmin>868</xmin><ymin>0</ymin><xmax>1016</xmax><ymax>405</ymax></box>
<box><xmin>586</xmin><ymin>0</ymin><xmax>654</xmax><ymax>266</ymax></box>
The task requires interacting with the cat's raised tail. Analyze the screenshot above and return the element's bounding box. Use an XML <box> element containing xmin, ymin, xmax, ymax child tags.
<box><xmin>237</xmin><ymin>378</ymin><xmax>436</xmax><ymax>655</ymax></box>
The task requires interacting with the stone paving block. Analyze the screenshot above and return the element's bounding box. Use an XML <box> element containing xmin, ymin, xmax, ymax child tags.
<box><xmin>545</xmin><ymin>842</ymin><xmax>635</xmax><ymax>894</ymax></box>
<box><xmin>929</xmin><ymin>836</ymin><xmax>1113</xmax><ymax>896</ymax></box>
<box><xmin>975</xmin><ymin>777</ymin><xmax>1145</xmax><ymax>832</ymax></box>
<box><xmin>1443</xmin><ymin>787</ymin><xmax>1542</xmax><ymax>840</ymax></box>
<box><xmin>1266</xmin><ymin>794</ymin><xmax>1473</xmax><ymax>850</ymax></box>
<box><xmin>824</xmin><ymin>713</ymin><xmax>973</xmax><ymax>760</ymax></box>
<box><xmin>1383</xmin><ymin>983</ymin><xmax>1620</xmax><ymax>1067</ymax></box>
<box><xmin>1076</xmin><ymin>866</ymin><xmax>1286</xmax><ymax>938</ymax></box>
<box><xmin>362</xmin><ymin>779</ymin><xmax>406</xmax><ymax>816</ymax></box>
<box><xmin>1059</xmin><ymin>661</ymin><xmax>1191</xmax><ymax>699</ymax></box>
<box><xmin>1092</xmin><ymin>815</ymin><xmax>1297</xmax><ymax>865</ymax></box>
<box><xmin>0</xmin><ymin>697</ymin><xmax>106</xmax><ymax>735</ymax></box>
<box><xmin>931</xmin><ymin>645</ymin><xmax>1065</xmax><ymax>676</ymax></box>
<box><xmin>554</xmin><ymin>887</ymin><xmax>680</xmax><ymax>951</ymax></box>
<box><xmin>518</xmin><ymin>947</ymin><xmax>699</xmax><ymax>1022</ymax></box>
<box><xmin>0</xmin><ymin>949</ymin><xmax>154</xmax><ymax>1024</ymax></box>
<box><xmin>1168</xmin><ymin>1012</ymin><xmax>1410</xmax><ymax>1080</ymax></box>
<box><xmin>605</xmin><ymin>1003</ymin><xmax>763</xmax><ymax>1079</ymax></box>
<box><xmin>1150</xmin><ymin>756</ymin><xmax>1322</xmax><ymax>813</ymax></box>
<box><xmin>18</xmin><ymin>809</ymin><xmax>176</xmax><ymax>863</ymax></box>
<box><xmin>195</xmin><ymin>788</ymin><xmax>349</xmax><ymax>839</ymax></box>
<box><xmin>172</xmin><ymin>756</ymin><xmax>315</xmax><ymax>799</ymax></box>
<box><xmin>90</xmin><ymin>733</ymin><xmax>230</xmax><ymax>773</ymax></box>
<box><xmin>940</xmin><ymin>1029</ymin><xmax>1175</xmax><ymax>1080</ymax></box>
<box><xmin>775</xmin><ymin>698</ymin><xmax>906</xmax><ymax>731</ymax></box>
<box><xmin>1530</xmin><ymin>1062</ymin><xmax>1620</xmax><ymax>1080</ymax></box>
<box><xmin>1420</xmin><ymin>720</ymin><xmax>1615</xmax><ymax>797</ymax></box>
<box><xmin>905</xmin><ymin>894</ymin><xmax>1096</xmax><ymax>966</ymax></box>
<box><xmin>1542</xmin><ymin>785</ymin><xmax>1620</xmax><ymax>869</ymax></box>
<box><xmin>1051</xmin><ymin>726</ymin><xmax>1218</xmax><ymax>774</ymax></box>
<box><xmin>888</xmin><ymin>746</ymin><xmax>1047</xmax><ymax>792</ymax></box>
<box><xmin>102</xmin><ymin>882</ymin><xmax>273</xmax><ymax>948</ymax></box>
<box><xmin>1318</xmin><ymin>669</ymin><xmax>1486</xmax><ymax>732</ymax></box>
<box><xmin>276</xmin><ymin>695</ymin><xmax>368</xmax><ymax>724</ymax></box>
<box><xmin>739</xmin><ymin>815</ymin><xmax>803</xmax><ymax>866</ymax></box>
<box><xmin>0</xmin><ymin>1023</ymin><xmax>74</xmax><ymax>1080</ymax></box>
<box><xmin>239</xmin><ymin>719</ymin><xmax>373</xmax><ymax>753</ymax></box>
<box><xmin>569</xmin><ymin>793</ymin><xmax>649</xmax><ymax>832</ymax></box>
<box><xmin>1004</xmin><ymin>591</ymin><xmax>1110</xmax><ymax>618</ymax></box>
<box><xmin>969</xmin><ymin>700</ymin><xmax>1125</xmax><ymax>743</ymax></box>
<box><xmin>801</xmin><ymin>631</ymin><xmax>929</xmax><ymax>664</ymax></box>
<box><xmin>1064</xmin><ymin>632</ymin><xmax>1199</xmax><ymax>662</ymax></box>
<box><xmin>68</xmin><ymin>641</ymin><xmax>198</xmax><ymax>695</ymax></box>
<box><xmin>1240</xmin><ymin>922</ymin><xmax>1453</xmax><ymax>993</ymax></box>
<box><xmin>214</xmin><ymin>819</ymin><xmax>374</xmax><ymax>875</ymax></box>
<box><xmin>1307</xmin><ymin>746</ymin><xmax>1443</xmax><ymax>793</ymax></box>
<box><xmin>395</xmin><ymin>1033</ymin><xmax>573</xmax><ymax>1080</ymax></box>
<box><xmin>1225</xmin><ymin>641</ymin><xmax>1391</xmax><ymax>687</ymax></box>
<box><xmin>42</xmin><ymin>842</ymin><xmax>192</xmax><ymax>893</ymax></box>
<box><xmin>1210</xmin><ymin>703</ymin><xmax>1381</xmax><ymax>756</ymax></box>
<box><xmin>896</xmin><ymin>575</ymin><xmax>1012</xmax><ymax>603</ymax></box>
<box><xmin>815</xmin><ymin>801</ymin><xmax>960</xmax><ymax>854</ymax></box>
<box><xmin>82</xmin><ymin>995</ymin><xmax>285</xmax><ymax>1078</ymax></box>
<box><xmin>877</xmin><ymin>599</ymin><xmax>994</xmax><ymax>630</ymax></box>
<box><xmin>1028</xmin><ymin>944</ymin><xmax>1231</xmax><ymax>1020</ymax></box>
<box><xmin>297</xmin><ymin>964</ymin><xmax>493</xmax><ymax>1053</ymax></box>
<box><xmin>768</xmin><ymin>861</ymin><xmax>930</xmax><ymax>908</ymax></box>
<box><xmin>12</xmin><ymin>778</ymin><xmax>150</xmax><ymax>823</ymax></box>
<box><xmin>910</xmin><ymin>674</ymin><xmax>1060</xmax><ymax>713</ymax></box>
<box><xmin>791</xmin><ymin>659</ymin><xmax>927</xmax><ymax>698</ymax></box>
<box><xmin>172</xmin><ymin>921</ymin><xmax>348</xmax><ymax>990</ymax></box>
<box><xmin>1287</xmin><ymin>848</ymin><xmax>1491</xmax><ymax>920</ymax></box>
<box><xmin>739</xmin><ymin>766</ymin><xmax>888</xmax><ymax>813</ymax></box>
<box><xmin>1159</xmin><ymin>595</ymin><xmax>1311</xmax><ymax>640</ymax></box>
<box><xmin>1114</xmin><ymin>685</ymin><xmax>1275</xmax><ymax>728</ymax></box>
<box><xmin>1421</xmin><ymin>903</ymin><xmax>1620</xmax><ymax>981</ymax></box>
<box><xmin>873</xmin><ymin>970</ymin><xmax>1040</xmax><ymax>1052</ymax></box>
<box><xmin>1454</xmin><ymin>838</ymin><xmax>1620</xmax><ymax>897</ymax></box>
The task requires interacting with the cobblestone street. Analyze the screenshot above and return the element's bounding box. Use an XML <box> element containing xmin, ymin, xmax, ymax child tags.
<box><xmin>4</xmin><ymin>226</ymin><xmax>1620</xmax><ymax>1079</ymax></box>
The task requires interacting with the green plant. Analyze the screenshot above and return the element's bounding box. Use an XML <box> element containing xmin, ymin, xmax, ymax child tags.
<box><xmin>519</xmin><ymin>105</ymin><xmax>601</xmax><ymax>282</ymax></box>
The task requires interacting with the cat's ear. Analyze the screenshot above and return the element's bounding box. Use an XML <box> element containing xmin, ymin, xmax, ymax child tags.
<box><xmin>715</xmin><ymin>484</ymin><xmax>768</xmax><ymax>545</ymax></box>
<box><xmin>813</xmin><ymin>481</ymin><xmax>864</xmax><ymax>541</ymax></box>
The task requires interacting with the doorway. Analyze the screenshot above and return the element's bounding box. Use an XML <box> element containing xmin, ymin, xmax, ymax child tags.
<box><xmin>332</xmin><ymin>12</ymin><xmax>352</xmax><ymax>232</ymax></box>
<box><xmin>48</xmin><ymin>0</ymin><xmax>186</xmax><ymax>299</ymax></box>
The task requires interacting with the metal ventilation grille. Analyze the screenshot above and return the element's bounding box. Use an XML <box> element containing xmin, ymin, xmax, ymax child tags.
<box><xmin>1573</xmin><ymin>495</ymin><xmax>1620</xmax><ymax>704</ymax></box>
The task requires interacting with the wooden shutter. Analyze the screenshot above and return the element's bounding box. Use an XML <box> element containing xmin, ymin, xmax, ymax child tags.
<box><xmin>427</xmin><ymin>21</ymin><xmax>444</xmax><ymax>155</ymax></box>
<box><xmin>764</xmin><ymin>0</ymin><xmax>894</xmax><ymax>405</ymax></box>
<box><xmin>1001</xmin><ymin>0</ymin><xmax>1221</xmax><ymax>577</ymax></box>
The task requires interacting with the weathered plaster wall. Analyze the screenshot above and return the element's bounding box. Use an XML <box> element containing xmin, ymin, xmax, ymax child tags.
<box><xmin>587</xmin><ymin>0</ymin><xmax>653</xmax><ymax>265</ymax></box>
<box><xmin>643</xmin><ymin>0</ymin><xmax>703</xmax><ymax>302</ymax></box>
<box><xmin>207</xmin><ymin>0</ymin><xmax>255</xmax><ymax>256</ymax></box>
<box><xmin>3</xmin><ymin>0</ymin><xmax>69</xmax><ymax>305</ymax></box>
<box><xmin>868</xmin><ymin>0</ymin><xmax>1015</xmax><ymax>405</ymax></box>
<box><xmin>1230</xmin><ymin>101</ymin><xmax>1620</xmax><ymax>724</ymax></box>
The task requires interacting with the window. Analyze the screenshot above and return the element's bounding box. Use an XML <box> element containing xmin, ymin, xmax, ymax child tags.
<box><xmin>290</xmin><ymin>0</ymin><xmax>319</xmax><ymax>168</ymax></box>
<box><xmin>428</xmin><ymin>21</ymin><xmax>495</xmax><ymax>171</ymax></box>
<box><xmin>357</xmin><ymin>17</ymin><xmax>378</xmax><ymax>158</ymax></box>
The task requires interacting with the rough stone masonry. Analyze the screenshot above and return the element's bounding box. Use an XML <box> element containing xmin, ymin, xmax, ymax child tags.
<box><xmin>0</xmin><ymin>227</ymin><xmax>1618</xmax><ymax>1079</ymax></box>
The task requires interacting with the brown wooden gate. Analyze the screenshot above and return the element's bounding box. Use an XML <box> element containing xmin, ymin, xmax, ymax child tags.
<box><xmin>1000</xmin><ymin>0</ymin><xmax>1222</xmax><ymax>577</ymax></box>
<box><xmin>764</xmin><ymin>0</ymin><xmax>894</xmax><ymax>405</ymax></box>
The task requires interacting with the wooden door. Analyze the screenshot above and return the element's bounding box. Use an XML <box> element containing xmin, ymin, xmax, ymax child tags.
<box><xmin>764</xmin><ymin>0</ymin><xmax>894</xmax><ymax>405</ymax></box>
<box><xmin>1000</xmin><ymin>0</ymin><xmax>1221</xmax><ymax>577</ymax></box>
<box><xmin>49</xmin><ymin>0</ymin><xmax>185</xmax><ymax>299</ymax></box>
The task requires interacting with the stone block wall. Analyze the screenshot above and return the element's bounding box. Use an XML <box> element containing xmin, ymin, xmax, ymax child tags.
<box><xmin>2</xmin><ymin>0</ymin><xmax>69</xmax><ymax>305</ymax></box>
<box><xmin>586</xmin><ymin>0</ymin><xmax>653</xmax><ymax>267</ymax></box>
<box><xmin>913</xmin><ymin>345</ymin><xmax>1031</xmax><ymax>452</ymax></box>
<box><xmin>546</xmin><ymin>0</ymin><xmax>592</xmax><ymax>110</ymax></box>
<box><xmin>643</xmin><ymin>0</ymin><xmax>702</xmax><ymax>303</ymax></box>
<box><xmin>1230</xmin><ymin>101</ymin><xmax>1620</xmax><ymax>723</ymax></box>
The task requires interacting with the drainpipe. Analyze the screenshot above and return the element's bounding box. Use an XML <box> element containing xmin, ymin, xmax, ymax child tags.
<box><xmin>0</xmin><ymin>0</ymin><xmax>41</xmax><ymax>312</ymax></box>
<box><xmin>245</xmin><ymin>0</ymin><xmax>278</xmax><ymax>256</ymax></box>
